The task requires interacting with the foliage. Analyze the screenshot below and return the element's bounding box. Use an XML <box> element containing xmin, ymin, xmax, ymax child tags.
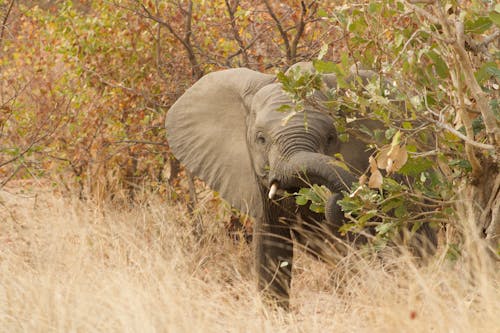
<box><xmin>0</xmin><ymin>0</ymin><xmax>332</xmax><ymax>201</ymax></box>
<box><xmin>279</xmin><ymin>1</ymin><xmax>499</xmax><ymax>247</ymax></box>
<box><xmin>1</xmin><ymin>0</ymin><xmax>498</xmax><ymax>249</ymax></box>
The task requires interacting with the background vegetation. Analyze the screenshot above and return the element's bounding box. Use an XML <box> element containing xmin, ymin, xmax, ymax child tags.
<box><xmin>0</xmin><ymin>0</ymin><xmax>499</xmax><ymax>330</ymax></box>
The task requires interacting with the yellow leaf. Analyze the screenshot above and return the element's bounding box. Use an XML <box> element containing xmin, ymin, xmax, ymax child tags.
<box><xmin>391</xmin><ymin>130</ymin><xmax>402</xmax><ymax>146</ymax></box>
<box><xmin>330</xmin><ymin>159</ymin><xmax>350</xmax><ymax>172</ymax></box>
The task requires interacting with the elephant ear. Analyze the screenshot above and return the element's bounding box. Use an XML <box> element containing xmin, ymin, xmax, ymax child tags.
<box><xmin>165</xmin><ymin>68</ymin><xmax>275</xmax><ymax>217</ymax></box>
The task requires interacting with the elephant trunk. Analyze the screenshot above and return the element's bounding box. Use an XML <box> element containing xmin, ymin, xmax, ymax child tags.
<box><xmin>270</xmin><ymin>151</ymin><xmax>356</xmax><ymax>196</ymax></box>
<box><xmin>269</xmin><ymin>151</ymin><xmax>355</xmax><ymax>225</ymax></box>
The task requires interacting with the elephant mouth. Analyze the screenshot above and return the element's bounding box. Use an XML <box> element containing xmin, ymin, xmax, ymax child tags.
<box><xmin>268</xmin><ymin>181</ymin><xmax>300</xmax><ymax>200</ymax></box>
<box><xmin>267</xmin><ymin>151</ymin><xmax>356</xmax><ymax>201</ymax></box>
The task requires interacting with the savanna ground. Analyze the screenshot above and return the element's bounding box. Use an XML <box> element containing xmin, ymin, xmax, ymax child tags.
<box><xmin>1</xmin><ymin>182</ymin><xmax>498</xmax><ymax>332</ymax></box>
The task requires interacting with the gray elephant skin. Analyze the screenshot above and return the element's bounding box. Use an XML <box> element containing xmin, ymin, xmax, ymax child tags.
<box><xmin>165</xmin><ymin>64</ymin><xmax>384</xmax><ymax>307</ymax></box>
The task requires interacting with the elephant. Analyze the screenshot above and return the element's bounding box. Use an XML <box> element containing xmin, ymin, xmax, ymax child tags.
<box><xmin>165</xmin><ymin>63</ymin><xmax>391</xmax><ymax>308</ymax></box>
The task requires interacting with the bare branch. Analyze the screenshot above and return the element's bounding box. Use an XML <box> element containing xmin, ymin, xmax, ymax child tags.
<box><xmin>404</xmin><ymin>1</ymin><xmax>440</xmax><ymax>25</ymax></box>
<box><xmin>225</xmin><ymin>0</ymin><xmax>249</xmax><ymax>67</ymax></box>
<box><xmin>112</xmin><ymin>140</ymin><xmax>167</xmax><ymax>147</ymax></box>
<box><xmin>133</xmin><ymin>0</ymin><xmax>202</xmax><ymax>78</ymax></box>
<box><xmin>450</xmin><ymin>54</ymin><xmax>482</xmax><ymax>176</ymax></box>
<box><xmin>465</xmin><ymin>28</ymin><xmax>500</xmax><ymax>57</ymax></box>
<box><xmin>407</xmin><ymin>0</ymin><xmax>435</xmax><ymax>4</ymax></box>
<box><xmin>0</xmin><ymin>0</ymin><xmax>14</xmax><ymax>48</ymax></box>
<box><xmin>263</xmin><ymin>0</ymin><xmax>291</xmax><ymax>60</ymax></box>
<box><xmin>290</xmin><ymin>1</ymin><xmax>308</xmax><ymax>61</ymax></box>
<box><xmin>479</xmin><ymin>28</ymin><xmax>500</xmax><ymax>48</ymax></box>
<box><xmin>450</xmin><ymin>19</ymin><xmax>500</xmax><ymax>146</ymax></box>
<box><xmin>426</xmin><ymin>108</ymin><xmax>496</xmax><ymax>151</ymax></box>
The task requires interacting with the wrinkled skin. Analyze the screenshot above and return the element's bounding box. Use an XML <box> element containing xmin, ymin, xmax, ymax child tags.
<box><xmin>166</xmin><ymin>64</ymin><xmax>384</xmax><ymax>308</ymax></box>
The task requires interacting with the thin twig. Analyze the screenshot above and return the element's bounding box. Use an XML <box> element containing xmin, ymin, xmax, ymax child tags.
<box><xmin>225</xmin><ymin>0</ymin><xmax>249</xmax><ymax>67</ymax></box>
<box><xmin>112</xmin><ymin>140</ymin><xmax>167</xmax><ymax>146</ymax></box>
<box><xmin>0</xmin><ymin>0</ymin><xmax>14</xmax><ymax>48</ymax></box>
<box><xmin>426</xmin><ymin>109</ymin><xmax>495</xmax><ymax>151</ymax></box>
<box><xmin>404</xmin><ymin>1</ymin><xmax>440</xmax><ymax>25</ymax></box>
<box><xmin>263</xmin><ymin>0</ymin><xmax>291</xmax><ymax>60</ymax></box>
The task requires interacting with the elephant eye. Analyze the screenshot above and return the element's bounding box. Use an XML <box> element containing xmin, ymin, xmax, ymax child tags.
<box><xmin>256</xmin><ymin>132</ymin><xmax>267</xmax><ymax>145</ymax></box>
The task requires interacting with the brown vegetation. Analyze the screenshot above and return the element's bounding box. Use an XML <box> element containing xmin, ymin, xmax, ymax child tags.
<box><xmin>0</xmin><ymin>186</ymin><xmax>499</xmax><ymax>331</ymax></box>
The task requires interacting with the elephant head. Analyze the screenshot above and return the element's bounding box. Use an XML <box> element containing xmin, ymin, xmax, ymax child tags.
<box><xmin>165</xmin><ymin>64</ymin><xmax>379</xmax><ymax>307</ymax></box>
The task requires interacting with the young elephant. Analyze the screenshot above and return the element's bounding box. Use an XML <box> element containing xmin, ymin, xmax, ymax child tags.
<box><xmin>165</xmin><ymin>64</ymin><xmax>379</xmax><ymax>307</ymax></box>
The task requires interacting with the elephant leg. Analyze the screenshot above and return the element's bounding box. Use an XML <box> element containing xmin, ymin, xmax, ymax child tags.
<box><xmin>254</xmin><ymin>213</ymin><xmax>293</xmax><ymax>309</ymax></box>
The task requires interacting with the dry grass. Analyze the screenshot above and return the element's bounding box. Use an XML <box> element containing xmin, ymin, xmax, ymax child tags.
<box><xmin>0</xmin><ymin>187</ymin><xmax>498</xmax><ymax>333</ymax></box>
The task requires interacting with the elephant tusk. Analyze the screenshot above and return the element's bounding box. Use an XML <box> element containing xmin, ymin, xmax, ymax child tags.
<box><xmin>268</xmin><ymin>183</ymin><xmax>279</xmax><ymax>200</ymax></box>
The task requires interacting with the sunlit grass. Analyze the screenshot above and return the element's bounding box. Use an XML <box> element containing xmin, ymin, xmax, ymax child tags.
<box><xmin>0</xmin><ymin>187</ymin><xmax>498</xmax><ymax>332</ymax></box>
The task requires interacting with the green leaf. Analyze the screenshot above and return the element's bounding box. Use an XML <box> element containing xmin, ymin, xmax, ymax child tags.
<box><xmin>475</xmin><ymin>62</ymin><xmax>498</xmax><ymax>83</ymax></box>
<box><xmin>411</xmin><ymin>221</ymin><xmax>423</xmax><ymax>233</ymax></box>
<box><xmin>487</xmin><ymin>66</ymin><xmax>500</xmax><ymax>80</ymax></box>
<box><xmin>394</xmin><ymin>204</ymin><xmax>408</xmax><ymax>218</ymax></box>
<box><xmin>313</xmin><ymin>59</ymin><xmax>337</xmax><ymax>73</ymax></box>
<box><xmin>489</xmin><ymin>11</ymin><xmax>500</xmax><ymax>27</ymax></box>
<box><xmin>338</xmin><ymin>196</ymin><xmax>362</xmax><ymax>213</ymax></box>
<box><xmin>472</xmin><ymin>117</ymin><xmax>485</xmax><ymax>135</ymax></box>
<box><xmin>348</xmin><ymin>16</ymin><xmax>367</xmax><ymax>34</ymax></box>
<box><xmin>368</xmin><ymin>2</ymin><xmax>382</xmax><ymax>14</ymax></box>
<box><xmin>381</xmin><ymin>198</ymin><xmax>404</xmax><ymax>213</ymax></box>
<box><xmin>426</xmin><ymin>50</ymin><xmax>449</xmax><ymax>79</ymax></box>
<box><xmin>317</xmin><ymin>43</ymin><xmax>328</xmax><ymax>60</ymax></box>
<box><xmin>399</xmin><ymin>156</ymin><xmax>433</xmax><ymax>176</ymax></box>
<box><xmin>339</xmin><ymin>222</ymin><xmax>357</xmax><ymax>234</ymax></box>
<box><xmin>385</xmin><ymin>127</ymin><xmax>398</xmax><ymax>140</ymax></box>
<box><xmin>490</xmin><ymin>99</ymin><xmax>500</xmax><ymax>121</ymax></box>
<box><xmin>295</xmin><ymin>195</ymin><xmax>308</xmax><ymax>206</ymax></box>
<box><xmin>310</xmin><ymin>203</ymin><xmax>324</xmax><ymax>213</ymax></box>
<box><xmin>394</xmin><ymin>33</ymin><xmax>405</xmax><ymax>49</ymax></box>
<box><xmin>318</xmin><ymin>8</ymin><xmax>328</xmax><ymax>18</ymax></box>
<box><xmin>449</xmin><ymin>159</ymin><xmax>472</xmax><ymax>172</ymax></box>
<box><xmin>376</xmin><ymin>222</ymin><xmax>395</xmax><ymax>236</ymax></box>
<box><xmin>329</xmin><ymin>159</ymin><xmax>350</xmax><ymax>172</ymax></box>
<box><xmin>465</xmin><ymin>16</ymin><xmax>493</xmax><ymax>34</ymax></box>
<box><xmin>338</xmin><ymin>133</ymin><xmax>349</xmax><ymax>143</ymax></box>
<box><xmin>382</xmin><ymin>178</ymin><xmax>405</xmax><ymax>192</ymax></box>
<box><xmin>402</xmin><ymin>121</ymin><xmax>413</xmax><ymax>130</ymax></box>
<box><xmin>357</xmin><ymin>210</ymin><xmax>377</xmax><ymax>226</ymax></box>
<box><xmin>276</xmin><ymin>104</ymin><xmax>292</xmax><ymax>113</ymax></box>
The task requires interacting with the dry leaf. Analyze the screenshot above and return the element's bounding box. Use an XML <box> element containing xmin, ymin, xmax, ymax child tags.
<box><xmin>377</xmin><ymin>146</ymin><xmax>390</xmax><ymax>169</ymax></box>
<box><xmin>386</xmin><ymin>145</ymin><xmax>408</xmax><ymax>173</ymax></box>
<box><xmin>368</xmin><ymin>169</ymin><xmax>383</xmax><ymax>189</ymax></box>
<box><xmin>368</xmin><ymin>156</ymin><xmax>383</xmax><ymax>189</ymax></box>
<box><xmin>369</xmin><ymin>156</ymin><xmax>378</xmax><ymax>172</ymax></box>
<box><xmin>376</xmin><ymin>144</ymin><xmax>408</xmax><ymax>174</ymax></box>
<box><xmin>359</xmin><ymin>174</ymin><xmax>368</xmax><ymax>185</ymax></box>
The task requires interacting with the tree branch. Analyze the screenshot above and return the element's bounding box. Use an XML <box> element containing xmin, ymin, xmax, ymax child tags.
<box><xmin>404</xmin><ymin>1</ymin><xmax>440</xmax><ymax>25</ymax></box>
<box><xmin>0</xmin><ymin>0</ymin><xmax>14</xmax><ymax>48</ymax></box>
<box><xmin>263</xmin><ymin>0</ymin><xmax>291</xmax><ymax>61</ymax></box>
<box><xmin>225</xmin><ymin>0</ymin><xmax>249</xmax><ymax>67</ymax></box>
<box><xmin>426</xmin><ymin>108</ymin><xmax>495</xmax><ymax>151</ymax></box>
<box><xmin>290</xmin><ymin>1</ymin><xmax>308</xmax><ymax>61</ymax></box>
<box><xmin>134</xmin><ymin>0</ymin><xmax>202</xmax><ymax>78</ymax></box>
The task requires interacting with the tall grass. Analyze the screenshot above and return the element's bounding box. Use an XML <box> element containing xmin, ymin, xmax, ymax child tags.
<box><xmin>0</xmin><ymin>187</ymin><xmax>498</xmax><ymax>332</ymax></box>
